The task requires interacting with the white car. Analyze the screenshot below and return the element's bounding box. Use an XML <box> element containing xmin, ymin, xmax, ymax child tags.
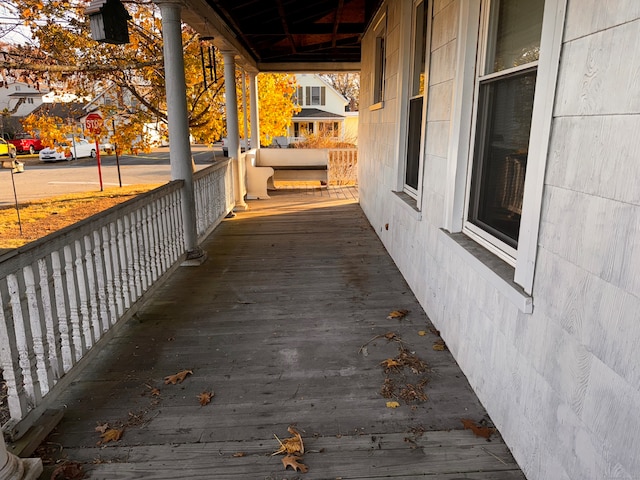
<box><xmin>39</xmin><ymin>138</ymin><xmax>97</xmax><ymax>162</ymax></box>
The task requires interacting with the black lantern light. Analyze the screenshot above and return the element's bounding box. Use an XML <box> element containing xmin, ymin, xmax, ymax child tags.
<box><xmin>85</xmin><ymin>0</ymin><xmax>132</xmax><ymax>45</ymax></box>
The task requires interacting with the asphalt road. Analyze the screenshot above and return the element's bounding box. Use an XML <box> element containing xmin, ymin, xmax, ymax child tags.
<box><xmin>0</xmin><ymin>144</ymin><xmax>227</xmax><ymax>207</ymax></box>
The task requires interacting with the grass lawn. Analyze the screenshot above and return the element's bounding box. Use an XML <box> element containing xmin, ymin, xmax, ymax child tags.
<box><xmin>0</xmin><ymin>185</ymin><xmax>161</xmax><ymax>250</ymax></box>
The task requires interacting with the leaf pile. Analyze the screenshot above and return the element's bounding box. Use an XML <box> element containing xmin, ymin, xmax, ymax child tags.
<box><xmin>377</xmin><ymin>338</ymin><xmax>430</xmax><ymax>406</ymax></box>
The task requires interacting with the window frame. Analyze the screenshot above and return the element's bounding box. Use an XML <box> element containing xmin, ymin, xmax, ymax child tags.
<box><xmin>443</xmin><ymin>0</ymin><xmax>567</xmax><ymax>296</ymax></box>
<box><xmin>370</xmin><ymin>11</ymin><xmax>387</xmax><ymax>110</ymax></box>
<box><xmin>401</xmin><ymin>0</ymin><xmax>432</xmax><ymax>200</ymax></box>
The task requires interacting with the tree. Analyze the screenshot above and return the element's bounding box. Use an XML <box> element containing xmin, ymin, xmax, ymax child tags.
<box><xmin>237</xmin><ymin>73</ymin><xmax>300</xmax><ymax>147</ymax></box>
<box><xmin>0</xmin><ymin>1</ymin><xmax>222</xmax><ymax>151</ymax></box>
<box><xmin>319</xmin><ymin>73</ymin><xmax>359</xmax><ymax>111</ymax></box>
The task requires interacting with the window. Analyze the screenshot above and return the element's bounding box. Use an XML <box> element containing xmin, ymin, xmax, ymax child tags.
<box><xmin>464</xmin><ymin>0</ymin><xmax>545</xmax><ymax>263</ymax></box>
<box><xmin>27</xmin><ymin>98</ymin><xmax>34</xmax><ymax>104</ymax></box>
<box><xmin>319</xmin><ymin>122</ymin><xmax>340</xmax><ymax>137</ymax></box>
<box><xmin>306</xmin><ymin>86</ymin><xmax>325</xmax><ymax>106</ymax></box>
<box><xmin>403</xmin><ymin>0</ymin><xmax>430</xmax><ymax>197</ymax></box>
<box><xmin>371</xmin><ymin>13</ymin><xmax>386</xmax><ymax>107</ymax></box>
<box><xmin>293</xmin><ymin>122</ymin><xmax>313</xmax><ymax>138</ymax></box>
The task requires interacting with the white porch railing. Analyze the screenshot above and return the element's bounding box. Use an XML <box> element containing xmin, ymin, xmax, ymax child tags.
<box><xmin>0</xmin><ymin>160</ymin><xmax>234</xmax><ymax>438</ymax></box>
<box><xmin>328</xmin><ymin>148</ymin><xmax>358</xmax><ymax>185</ymax></box>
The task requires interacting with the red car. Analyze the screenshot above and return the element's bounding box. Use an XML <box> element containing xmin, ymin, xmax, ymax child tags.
<box><xmin>9</xmin><ymin>133</ymin><xmax>44</xmax><ymax>154</ymax></box>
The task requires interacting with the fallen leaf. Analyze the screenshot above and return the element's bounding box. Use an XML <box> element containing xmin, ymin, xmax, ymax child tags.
<box><xmin>232</xmin><ymin>452</ymin><xmax>246</xmax><ymax>457</ymax></box>
<box><xmin>387</xmin><ymin>309</ymin><xmax>409</xmax><ymax>320</ymax></box>
<box><xmin>380</xmin><ymin>358</ymin><xmax>401</xmax><ymax>371</ymax></box>
<box><xmin>384</xmin><ymin>332</ymin><xmax>397</xmax><ymax>340</ymax></box>
<box><xmin>386</xmin><ymin>401</ymin><xmax>400</xmax><ymax>408</ymax></box>
<box><xmin>197</xmin><ymin>391</ymin><xmax>214</xmax><ymax>406</ymax></box>
<box><xmin>418</xmin><ymin>330</ymin><xmax>426</xmax><ymax>336</ymax></box>
<box><xmin>51</xmin><ymin>461</ymin><xmax>85</xmax><ymax>480</ymax></box>
<box><xmin>461</xmin><ymin>418</ymin><xmax>496</xmax><ymax>439</ymax></box>
<box><xmin>94</xmin><ymin>423</ymin><xmax>109</xmax><ymax>434</ymax></box>
<box><xmin>164</xmin><ymin>369</ymin><xmax>193</xmax><ymax>384</ymax></box>
<box><xmin>273</xmin><ymin>426</ymin><xmax>305</xmax><ymax>455</ymax></box>
<box><xmin>282</xmin><ymin>454</ymin><xmax>309</xmax><ymax>473</ymax></box>
<box><xmin>150</xmin><ymin>388</ymin><xmax>161</xmax><ymax>397</ymax></box>
<box><xmin>99</xmin><ymin>427</ymin><xmax>124</xmax><ymax>445</ymax></box>
<box><xmin>433</xmin><ymin>340</ymin><xmax>447</xmax><ymax>351</ymax></box>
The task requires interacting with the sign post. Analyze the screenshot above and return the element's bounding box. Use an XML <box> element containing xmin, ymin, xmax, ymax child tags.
<box><xmin>85</xmin><ymin>112</ymin><xmax>104</xmax><ymax>191</ymax></box>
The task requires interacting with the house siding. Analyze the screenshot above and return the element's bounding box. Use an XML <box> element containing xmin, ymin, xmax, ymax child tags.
<box><xmin>359</xmin><ymin>1</ymin><xmax>640</xmax><ymax>479</ymax></box>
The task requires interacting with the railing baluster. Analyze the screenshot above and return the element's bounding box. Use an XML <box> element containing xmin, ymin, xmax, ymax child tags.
<box><xmin>82</xmin><ymin>235</ymin><xmax>100</xmax><ymax>344</ymax></box>
<box><xmin>23</xmin><ymin>264</ymin><xmax>53</xmax><ymax>396</ymax></box>
<box><xmin>73</xmin><ymin>239</ymin><xmax>93</xmax><ymax>349</ymax></box>
<box><xmin>0</xmin><ymin>281</ymin><xmax>30</xmax><ymax>420</ymax></box>
<box><xmin>92</xmin><ymin>230</ymin><xmax>109</xmax><ymax>334</ymax></box>
<box><xmin>64</xmin><ymin>244</ymin><xmax>84</xmax><ymax>360</ymax></box>
<box><xmin>129</xmin><ymin>212</ymin><xmax>143</xmax><ymax>298</ymax></box>
<box><xmin>37</xmin><ymin>257</ymin><xmax>63</xmax><ymax>380</ymax></box>
<box><xmin>7</xmin><ymin>273</ymin><xmax>42</xmax><ymax>407</ymax></box>
<box><xmin>51</xmin><ymin>250</ymin><xmax>74</xmax><ymax>371</ymax></box>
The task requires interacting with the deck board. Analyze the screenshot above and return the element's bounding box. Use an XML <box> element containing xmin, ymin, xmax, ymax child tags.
<box><xmin>39</xmin><ymin>187</ymin><xmax>525</xmax><ymax>479</ymax></box>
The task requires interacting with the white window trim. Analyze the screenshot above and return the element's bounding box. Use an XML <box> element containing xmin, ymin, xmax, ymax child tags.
<box><xmin>444</xmin><ymin>0</ymin><xmax>567</xmax><ymax>297</ymax></box>
<box><xmin>394</xmin><ymin>0</ymin><xmax>432</xmax><ymax>208</ymax></box>
<box><xmin>370</xmin><ymin>10</ymin><xmax>387</xmax><ymax>110</ymax></box>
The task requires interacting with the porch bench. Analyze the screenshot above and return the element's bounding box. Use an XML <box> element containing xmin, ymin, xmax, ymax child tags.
<box><xmin>257</xmin><ymin>148</ymin><xmax>329</xmax><ymax>187</ymax></box>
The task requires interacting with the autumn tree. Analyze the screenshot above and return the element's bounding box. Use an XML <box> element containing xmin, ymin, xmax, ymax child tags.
<box><xmin>319</xmin><ymin>73</ymin><xmax>359</xmax><ymax>111</ymax></box>
<box><xmin>0</xmin><ymin>1</ymin><xmax>226</xmax><ymax>151</ymax></box>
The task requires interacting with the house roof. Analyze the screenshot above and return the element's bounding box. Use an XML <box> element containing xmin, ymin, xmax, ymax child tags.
<box><xmin>183</xmin><ymin>0</ymin><xmax>383</xmax><ymax>71</ymax></box>
<box><xmin>294</xmin><ymin>108</ymin><xmax>344</xmax><ymax>119</ymax></box>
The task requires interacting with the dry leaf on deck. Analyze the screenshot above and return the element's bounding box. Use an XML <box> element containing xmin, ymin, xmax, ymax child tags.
<box><xmin>197</xmin><ymin>391</ymin><xmax>214</xmax><ymax>406</ymax></box>
<box><xmin>232</xmin><ymin>452</ymin><xmax>246</xmax><ymax>457</ymax></box>
<box><xmin>433</xmin><ymin>340</ymin><xmax>447</xmax><ymax>351</ymax></box>
<box><xmin>164</xmin><ymin>369</ymin><xmax>193</xmax><ymax>384</ymax></box>
<box><xmin>387</xmin><ymin>309</ymin><xmax>409</xmax><ymax>320</ymax></box>
<box><xmin>384</xmin><ymin>332</ymin><xmax>398</xmax><ymax>340</ymax></box>
<box><xmin>386</xmin><ymin>401</ymin><xmax>400</xmax><ymax>408</ymax></box>
<box><xmin>150</xmin><ymin>388</ymin><xmax>161</xmax><ymax>397</ymax></box>
<box><xmin>461</xmin><ymin>418</ymin><xmax>496</xmax><ymax>439</ymax></box>
<box><xmin>273</xmin><ymin>426</ymin><xmax>305</xmax><ymax>455</ymax></box>
<box><xmin>51</xmin><ymin>461</ymin><xmax>85</xmax><ymax>480</ymax></box>
<box><xmin>282</xmin><ymin>454</ymin><xmax>309</xmax><ymax>473</ymax></box>
<box><xmin>418</xmin><ymin>330</ymin><xmax>426</xmax><ymax>336</ymax></box>
<box><xmin>99</xmin><ymin>427</ymin><xmax>124</xmax><ymax>445</ymax></box>
<box><xmin>94</xmin><ymin>423</ymin><xmax>109</xmax><ymax>434</ymax></box>
<box><xmin>380</xmin><ymin>358</ymin><xmax>401</xmax><ymax>372</ymax></box>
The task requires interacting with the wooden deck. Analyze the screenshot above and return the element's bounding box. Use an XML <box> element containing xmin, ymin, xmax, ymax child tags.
<box><xmin>38</xmin><ymin>186</ymin><xmax>525</xmax><ymax>479</ymax></box>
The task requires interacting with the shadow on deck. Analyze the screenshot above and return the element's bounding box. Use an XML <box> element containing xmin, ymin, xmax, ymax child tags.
<box><xmin>39</xmin><ymin>187</ymin><xmax>525</xmax><ymax>479</ymax></box>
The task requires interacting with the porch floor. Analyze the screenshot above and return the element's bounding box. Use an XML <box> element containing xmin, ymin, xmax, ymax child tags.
<box><xmin>39</xmin><ymin>186</ymin><xmax>525</xmax><ymax>479</ymax></box>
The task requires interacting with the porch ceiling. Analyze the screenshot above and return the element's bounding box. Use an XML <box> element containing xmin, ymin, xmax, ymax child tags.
<box><xmin>182</xmin><ymin>0</ymin><xmax>383</xmax><ymax>72</ymax></box>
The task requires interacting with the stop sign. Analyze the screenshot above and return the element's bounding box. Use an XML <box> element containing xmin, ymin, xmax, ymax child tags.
<box><xmin>86</xmin><ymin>112</ymin><xmax>104</xmax><ymax>134</ymax></box>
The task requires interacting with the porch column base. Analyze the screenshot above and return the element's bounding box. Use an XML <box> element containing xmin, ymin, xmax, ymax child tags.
<box><xmin>181</xmin><ymin>247</ymin><xmax>207</xmax><ymax>266</ymax></box>
<box><xmin>234</xmin><ymin>201</ymin><xmax>249</xmax><ymax>212</ymax></box>
<box><xmin>0</xmin><ymin>453</ymin><xmax>42</xmax><ymax>480</ymax></box>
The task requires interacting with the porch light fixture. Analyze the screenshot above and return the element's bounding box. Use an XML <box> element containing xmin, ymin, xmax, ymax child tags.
<box><xmin>85</xmin><ymin>0</ymin><xmax>132</xmax><ymax>45</ymax></box>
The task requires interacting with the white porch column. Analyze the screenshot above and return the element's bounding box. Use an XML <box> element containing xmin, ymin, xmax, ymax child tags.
<box><xmin>241</xmin><ymin>71</ymin><xmax>249</xmax><ymax>148</ymax></box>
<box><xmin>0</xmin><ymin>433</ymin><xmax>42</xmax><ymax>480</ymax></box>
<box><xmin>222</xmin><ymin>51</ymin><xmax>248</xmax><ymax>210</ymax></box>
<box><xmin>156</xmin><ymin>0</ymin><xmax>204</xmax><ymax>262</ymax></box>
<box><xmin>249</xmin><ymin>71</ymin><xmax>260</xmax><ymax>149</ymax></box>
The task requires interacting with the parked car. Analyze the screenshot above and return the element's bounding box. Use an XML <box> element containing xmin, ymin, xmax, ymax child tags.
<box><xmin>39</xmin><ymin>138</ymin><xmax>96</xmax><ymax>162</ymax></box>
<box><xmin>221</xmin><ymin>137</ymin><xmax>250</xmax><ymax>157</ymax></box>
<box><xmin>0</xmin><ymin>138</ymin><xmax>17</xmax><ymax>159</ymax></box>
<box><xmin>8</xmin><ymin>133</ymin><xmax>44</xmax><ymax>154</ymax></box>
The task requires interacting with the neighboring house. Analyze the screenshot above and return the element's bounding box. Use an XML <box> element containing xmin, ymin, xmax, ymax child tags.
<box><xmin>0</xmin><ymin>80</ymin><xmax>47</xmax><ymax>117</ymax></box>
<box><xmin>272</xmin><ymin>74</ymin><xmax>357</xmax><ymax>146</ymax></box>
<box><xmin>358</xmin><ymin>1</ymin><xmax>639</xmax><ymax>479</ymax></box>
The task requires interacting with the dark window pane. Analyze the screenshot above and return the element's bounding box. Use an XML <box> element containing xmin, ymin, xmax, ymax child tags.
<box><xmin>487</xmin><ymin>0</ymin><xmax>544</xmax><ymax>74</ymax></box>
<box><xmin>469</xmin><ymin>69</ymin><xmax>536</xmax><ymax>247</ymax></box>
<box><xmin>405</xmin><ymin>96</ymin><xmax>423</xmax><ymax>190</ymax></box>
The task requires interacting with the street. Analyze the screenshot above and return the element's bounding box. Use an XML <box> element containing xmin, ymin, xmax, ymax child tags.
<box><xmin>0</xmin><ymin>144</ymin><xmax>226</xmax><ymax>207</ymax></box>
